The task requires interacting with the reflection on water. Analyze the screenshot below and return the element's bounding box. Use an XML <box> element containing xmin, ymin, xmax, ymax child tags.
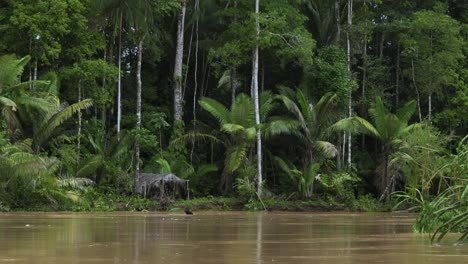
<box><xmin>0</xmin><ymin>212</ymin><xmax>466</xmax><ymax>263</ymax></box>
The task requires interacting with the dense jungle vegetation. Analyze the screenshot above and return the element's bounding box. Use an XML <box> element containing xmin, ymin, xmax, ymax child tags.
<box><xmin>0</xmin><ymin>0</ymin><xmax>466</xmax><ymax>241</ymax></box>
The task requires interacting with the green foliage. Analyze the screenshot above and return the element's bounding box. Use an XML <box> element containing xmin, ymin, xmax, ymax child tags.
<box><xmin>302</xmin><ymin>46</ymin><xmax>355</xmax><ymax>101</ymax></box>
<box><xmin>275</xmin><ymin>156</ymin><xmax>319</xmax><ymax>198</ymax></box>
<box><xmin>394</xmin><ymin>185</ymin><xmax>467</xmax><ymax>244</ymax></box>
<box><xmin>316</xmin><ymin>171</ymin><xmax>360</xmax><ymax>203</ymax></box>
<box><xmin>401</xmin><ymin>9</ymin><xmax>464</xmax><ymax>99</ymax></box>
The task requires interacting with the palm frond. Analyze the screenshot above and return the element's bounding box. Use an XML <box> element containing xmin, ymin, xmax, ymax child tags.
<box><xmin>196</xmin><ymin>164</ymin><xmax>218</xmax><ymax>177</ymax></box>
<box><xmin>76</xmin><ymin>155</ymin><xmax>104</xmax><ymax>178</ymax></box>
<box><xmin>330</xmin><ymin>116</ymin><xmax>381</xmax><ymax>138</ymax></box>
<box><xmin>296</xmin><ymin>90</ymin><xmax>313</xmax><ymax>124</ymax></box>
<box><xmin>0</xmin><ymin>96</ymin><xmax>17</xmax><ymax>111</ymax></box>
<box><xmin>222</xmin><ymin>123</ymin><xmax>246</xmax><ymax>134</ymax></box>
<box><xmin>313</xmin><ymin>141</ymin><xmax>338</xmax><ymax>158</ymax></box>
<box><xmin>170</xmin><ymin>132</ymin><xmax>223</xmax><ymax>146</ymax></box>
<box><xmin>263</xmin><ymin>117</ymin><xmax>300</xmax><ymax>139</ymax></box>
<box><xmin>226</xmin><ymin>144</ymin><xmax>248</xmax><ymax>173</ymax></box>
<box><xmin>231</xmin><ymin>93</ymin><xmax>254</xmax><ymax>127</ymax></box>
<box><xmin>34</xmin><ymin>99</ymin><xmax>93</xmax><ymax>148</ymax></box>
<box><xmin>369</xmin><ymin>96</ymin><xmax>390</xmax><ymax>135</ymax></box>
<box><xmin>277</xmin><ymin>94</ymin><xmax>310</xmax><ymax>136</ymax></box>
<box><xmin>199</xmin><ymin>97</ymin><xmax>231</xmax><ymax>125</ymax></box>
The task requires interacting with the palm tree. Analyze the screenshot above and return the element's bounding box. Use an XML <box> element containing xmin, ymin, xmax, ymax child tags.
<box><xmin>0</xmin><ymin>55</ymin><xmax>50</xmax><ymax>133</ymax></box>
<box><xmin>275</xmin><ymin>156</ymin><xmax>320</xmax><ymax>198</ymax></box>
<box><xmin>331</xmin><ymin>96</ymin><xmax>419</xmax><ymax>200</ymax></box>
<box><xmin>199</xmin><ymin>92</ymin><xmax>276</xmax><ymax>193</ymax></box>
<box><xmin>276</xmin><ymin>88</ymin><xmax>340</xmax><ymax>167</ymax></box>
<box><xmin>76</xmin><ymin>127</ymin><xmax>132</xmax><ymax>183</ymax></box>
<box><xmin>0</xmin><ymin>55</ymin><xmax>93</xmax><ymax>149</ymax></box>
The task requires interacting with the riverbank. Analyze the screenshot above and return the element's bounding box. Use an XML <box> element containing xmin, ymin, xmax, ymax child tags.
<box><xmin>1</xmin><ymin>188</ymin><xmax>385</xmax><ymax>213</ymax></box>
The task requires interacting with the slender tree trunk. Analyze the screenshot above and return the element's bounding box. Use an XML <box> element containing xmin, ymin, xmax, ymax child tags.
<box><xmin>378</xmin><ymin>153</ymin><xmax>389</xmax><ymax>201</ymax></box>
<box><xmin>428</xmin><ymin>94</ymin><xmax>432</xmax><ymax>123</ymax></box>
<box><xmin>361</xmin><ymin>16</ymin><xmax>367</xmax><ymax>149</ymax></box>
<box><xmin>346</xmin><ymin>0</ymin><xmax>353</xmax><ymax>168</ymax></box>
<box><xmin>190</xmin><ymin>0</ymin><xmax>200</xmax><ymax>163</ymax></box>
<box><xmin>134</xmin><ymin>39</ymin><xmax>143</xmax><ymax>192</ymax></box>
<box><xmin>379</xmin><ymin>33</ymin><xmax>384</xmax><ymax>58</ymax></box>
<box><xmin>33</xmin><ymin>59</ymin><xmax>38</xmax><ymax>90</ymax></box>
<box><xmin>253</xmin><ymin>0</ymin><xmax>262</xmax><ymax>196</ymax></box>
<box><xmin>29</xmin><ymin>38</ymin><xmax>32</xmax><ymax>90</ymax></box>
<box><xmin>77</xmin><ymin>79</ymin><xmax>82</xmax><ymax>165</ymax></box>
<box><xmin>231</xmin><ymin>68</ymin><xmax>237</xmax><ymax>104</ymax></box>
<box><xmin>335</xmin><ymin>0</ymin><xmax>341</xmax><ymax>43</ymax></box>
<box><xmin>411</xmin><ymin>58</ymin><xmax>422</xmax><ymax>122</ymax></box>
<box><xmin>173</xmin><ymin>0</ymin><xmax>187</xmax><ymax>122</ymax></box>
<box><xmin>117</xmin><ymin>14</ymin><xmax>123</xmax><ymax>140</ymax></box>
<box><xmin>395</xmin><ymin>42</ymin><xmax>400</xmax><ymax>108</ymax></box>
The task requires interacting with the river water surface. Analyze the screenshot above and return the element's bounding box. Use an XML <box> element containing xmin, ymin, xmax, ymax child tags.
<box><xmin>0</xmin><ymin>212</ymin><xmax>467</xmax><ymax>263</ymax></box>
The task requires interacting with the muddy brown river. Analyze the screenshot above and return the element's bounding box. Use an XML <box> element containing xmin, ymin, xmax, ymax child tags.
<box><xmin>0</xmin><ymin>212</ymin><xmax>466</xmax><ymax>263</ymax></box>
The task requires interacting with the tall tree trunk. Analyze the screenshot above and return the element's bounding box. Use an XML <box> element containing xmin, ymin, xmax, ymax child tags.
<box><xmin>411</xmin><ymin>58</ymin><xmax>422</xmax><ymax>122</ymax></box>
<box><xmin>395</xmin><ymin>42</ymin><xmax>400</xmax><ymax>108</ymax></box>
<box><xmin>253</xmin><ymin>0</ymin><xmax>262</xmax><ymax>196</ymax></box>
<box><xmin>346</xmin><ymin>0</ymin><xmax>353</xmax><ymax>168</ymax></box>
<box><xmin>190</xmin><ymin>0</ymin><xmax>200</xmax><ymax>163</ymax></box>
<box><xmin>134</xmin><ymin>40</ymin><xmax>143</xmax><ymax>192</ymax></box>
<box><xmin>77</xmin><ymin>79</ymin><xmax>82</xmax><ymax>165</ymax></box>
<box><xmin>117</xmin><ymin>14</ymin><xmax>123</xmax><ymax>140</ymax></box>
<box><xmin>173</xmin><ymin>0</ymin><xmax>187</xmax><ymax>122</ymax></box>
<box><xmin>361</xmin><ymin>13</ymin><xmax>367</xmax><ymax>149</ymax></box>
<box><xmin>335</xmin><ymin>0</ymin><xmax>341</xmax><ymax>43</ymax></box>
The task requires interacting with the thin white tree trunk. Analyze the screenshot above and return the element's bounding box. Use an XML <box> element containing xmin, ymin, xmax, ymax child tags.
<box><xmin>253</xmin><ymin>0</ymin><xmax>262</xmax><ymax>196</ymax></box>
<box><xmin>135</xmin><ymin>40</ymin><xmax>143</xmax><ymax>191</ymax></box>
<box><xmin>346</xmin><ymin>0</ymin><xmax>353</xmax><ymax>168</ymax></box>
<box><xmin>117</xmin><ymin>14</ymin><xmax>123</xmax><ymax>140</ymax></box>
<box><xmin>173</xmin><ymin>0</ymin><xmax>187</xmax><ymax>122</ymax></box>
<box><xmin>33</xmin><ymin>59</ymin><xmax>38</xmax><ymax>90</ymax></box>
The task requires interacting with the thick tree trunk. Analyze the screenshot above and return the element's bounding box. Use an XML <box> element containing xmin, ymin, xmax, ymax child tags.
<box><xmin>346</xmin><ymin>0</ymin><xmax>353</xmax><ymax>168</ymax></box>
<box><xmin>253</xmin><ymin>0</ymin><xmax>263</xmax><ymax>196</ymax></box>
<box><xmin>134</xmin><ymin>40</ymin><xmax>143</xmax><ymax>192</ymax></box>
<box><xmin>117</xmin><ymin>14</ymin><xmax>123</xmax><ymax>140</ymax></box>
<box><xmin>173</xmin><ymin>0</ymin><xmax>187</xmax><ymax>122</ymax></box>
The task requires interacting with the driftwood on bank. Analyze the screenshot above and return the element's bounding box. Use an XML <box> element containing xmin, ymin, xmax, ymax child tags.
<box><xmin>136</xmin><ymin>173</ymin><xmax>188</xmax><ymax>199</ymax></box>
